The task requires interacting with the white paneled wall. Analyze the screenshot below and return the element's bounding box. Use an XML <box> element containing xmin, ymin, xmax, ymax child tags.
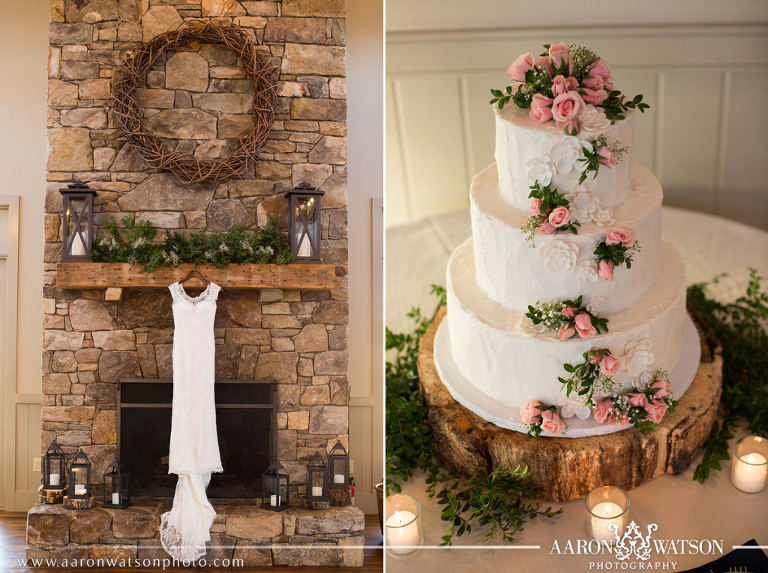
<box><xmin>386</xmin><ymin>26</ymin><xmax>768</xmax><ymax>229</ymax></box>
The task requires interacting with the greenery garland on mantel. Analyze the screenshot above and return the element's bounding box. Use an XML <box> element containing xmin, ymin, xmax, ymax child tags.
<box><xmin>90</xmin><ymin>215</ymin><xmax>293</xmax><ymax>272</ymax></box>
<box><xmin>386</xmin><ymin>270</ymin><xmax>768</xmax><ymax>543</ymax></box>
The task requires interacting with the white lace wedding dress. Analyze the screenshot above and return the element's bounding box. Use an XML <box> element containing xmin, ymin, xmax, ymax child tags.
<box><xmin>160</xmin><ymin>281</ymin><xmax>223</xmax><ymax>562</ymax></box>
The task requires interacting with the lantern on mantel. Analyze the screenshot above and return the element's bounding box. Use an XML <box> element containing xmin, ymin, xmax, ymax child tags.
<box><xmin>286</xmin><ymin>183</ymin><xmax>324</xmax><ymax>263</ymax></box>
<box><xmin>68</xmin><ymin>449</ymin><xmax>92</xmax><ymax>500</ymax></box>
<box><xmin>42</xmin><ymin>440</ymin><xmax>66</xmax><ymax>490</ymax></box>
<box><xmin>306</xmin><ymin>453</ymin><xmax>329</xmax><ymax>503</ymax></box>
<box><xmin>59</xmin><ymin>182</ymin><xmax>97</xmax><ymax>261</ymax></box>
<box><xmin>102</xmin><ymin>458</ymin><xmax>130</xmax><ymax>509</ymax></box>
<box><xmin>262</xmin><ymin>462</ymin><xmax>290</xmax><ymax>512</ymax></box>
<box><xmin>328</xmin><ymin>441</ymin><xmax>349</xmax><ymax>490</ymax></box>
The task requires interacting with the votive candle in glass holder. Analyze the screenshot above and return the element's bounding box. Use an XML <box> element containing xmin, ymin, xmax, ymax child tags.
<box><xmin>385</xmin><ymin>493</ymin><xmax>424</xmax><ymax>557</ymax></box>
<box><xmin>731</xmin><ymin>436</ymin><xmax>768</xmax><ymax>494</ymax></box>
<box><xmin>585</xmin><ymin>486</ymin><xmax>630</xmax><ymax>543</ymax></box>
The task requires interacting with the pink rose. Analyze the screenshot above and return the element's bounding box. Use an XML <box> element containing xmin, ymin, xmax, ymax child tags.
<box><xmin>588</xmin><ymin>59</ymin><xmax>614</xmax><ymax>83</ymax></box>
<box><xmin>548</xmin><ymin>206</ymin><xmax>571</xmax><ymax>228</ymax></box>
<box><xmin>605</xmin><ymin>227</ymin><xmax>635</xmax><ymax>247</ymax></box>
<box><xmin>612</xmin><ymin>413</ymin><xmax>630</xmax><ymax>427</ymax></box>
<box><xmin>548</xmin><ymin>43</ymin><xmax>570</xmax><ymax>72</ymax></box>
<box><xmin>598</xmin><ymin>259</ymin><xmax>614</xmax><ymax>281</ymax></box>
<box><xmin>529</xmin><ymin>93</ymin><xmax>553</xmax><ymax>124</ymax></box>
<box><xmin>582</xmin><ymin>88</ymin><xmax>608</xmax><ymax>106</ymax></box>
<box><xmin>596</xmin><ymin>146</ymin><xmax>616</xmax><ymax>166</ymax></box>
<box><xmin>563</xmin><ymin>120</ymin><xmax>579</xmax><ymax>135</ymax></box>
<box><xmin>561</xmin><ymin>306</ymin><xmax>577</xmax><ymax>319</ymax></box>
<box><xmin>520</xmin><ymin>400</ymin><xmax>544</xmax><ymax>424</ymax></box>
<box><xmin>530</xmin><ymin>198</ymin><xmax>543</xmax><ymax>214</ymax></box>
<box><xmin>650</xmin><ymin>379</ymin><xmax>671</xmax><ymax>399</ymax></box>
<box><xmin>551</xmin><ymin>91</ymin><xmax>585</xmax><ymax>124</ymax></box>
<box><xmin>537</xmin><ymin>221</ymin><xmax>556</xmax><ymax>235</ymax></box>
<box><xmin>574</xmin><ymin>313</ymin><xmax>596</xmax><ymax>339</ymax></box>
<box><xmin>535</xmin><ymin>55</ymin><xmax>553</xmax><ymax>77</ymax></box>
<box><xmin>540</xmin><ymin>409</ymin><xmax>566</xmax><ymax>435</ymax></box>
<box><xmin>557</xmin><ymin>324</ymin><xmax>576</xmax><ymax>341</ymax></box>
<box><xmin>628</xmin><ymin>392</ymin><xmax>649</xmax><ymax>408</ymax></box>
<box><xmin>581</xmin><ymin>74</ymin><xmax>605</xmax><ymax>91</ymax></box>
<box><xmin>601</xmin><ymin>353</ymin><xmax>620</xmax><ymax>375</ymax></box>
<box><xmin>552</xmin><ymin>75</ymin><xmax>579</xmax><ymax>97</ymax></box>
<box><xmin>593</xmin><ymin>399</ymin><xmax>613</xmax><ymax>424</ymax></box>
<box><xmin>645</xmin><ymin>399</ymin><xmax>669</xmax><ymax>423</ymax></box>
<box><xmin>507</xmin><ymin>52</ymin><xmax>534</xmax><ymax>83</ymax></box>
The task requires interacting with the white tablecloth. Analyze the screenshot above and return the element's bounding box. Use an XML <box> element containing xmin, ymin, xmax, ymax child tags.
<box><xmin>386</xmin><ymin>207</ymin><xmax>768</xmax><ymax>572</ymax></box>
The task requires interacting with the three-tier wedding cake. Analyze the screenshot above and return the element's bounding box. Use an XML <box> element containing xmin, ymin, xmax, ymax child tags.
<box><xmin>434</xmin><ymin>43</ymin><xmax>700</xmax><ymax>437</ymax></box>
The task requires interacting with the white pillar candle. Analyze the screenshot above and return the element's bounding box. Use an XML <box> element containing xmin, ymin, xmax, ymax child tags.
<box><xmin>270</xmin><ymin>494</ymin><xmax>278</xmax><ymax>507</ymax></box>
<box><xmin>589</xmin><ymin>501</ymin><xmax>625</xmax><ymax>542</ymax></box>
<box><xmin>732</xmin><ymin>452</ymin><xmax>768</xmax><ymax>493</ymax></box>
<box><xmin>70</xmin><ymin>233</ymin><xmax>87</xmax><ymax>256</ymax></box>
<box><xmin>112</xmin><ymin>492</ymin><xmax>121</xmax><ymax>505</ymax></box>
<box><xmin>74</xmin><ymin>484</ymin><xmax>87</xmax><ymax>496</ymax></box>
<box><xmin>334</xmin><ymin>474</ymin><xmax>344</xmax><ymax>484</ymax></box>
<box><xmin>385</xmin><ymin>510</ymin><xmax>420</xmax><ymax>555</ymax></box>
<box><xmin>49</xmin><ymin>473</ymin><xmax>60</xmax><ymax>487</ymax></box>
<box><xmin>297</xmin><ymin>235</ymin><xmax>312</xmax><ymax>257</ymax></box>
<box><xmin>311</xmin><ymin>486</ymin><xmax>323</xmax><ymax>497</ymax></box>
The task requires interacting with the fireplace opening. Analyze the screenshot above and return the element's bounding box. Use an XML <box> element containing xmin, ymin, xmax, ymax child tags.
<box><xmin>118</xmin><ymin>378</ymin><xmax>275</xmax><ymax>499</ymax></box>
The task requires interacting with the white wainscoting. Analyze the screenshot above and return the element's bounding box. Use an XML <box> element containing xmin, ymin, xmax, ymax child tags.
<box><xmin>386</xmin><ymin>25</ymin><xmax>768</xmax><ymax>229</ymax></box>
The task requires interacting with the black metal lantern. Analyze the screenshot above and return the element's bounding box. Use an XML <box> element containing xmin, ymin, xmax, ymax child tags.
<box><xmin>42</xmin><ymin>440</ymin><xmax>66</xmax><ymax>490</ymax></box>
<box><xmin>102</xmin><ymin>458</ymin><xmax>130</xmax><ymax>509</ymax></box>
<box><xmin>262</xmin><ymin>462</ymin><xmax>290</xmax><ymax>512</ymax></box>
<box><xmin>59</xmin><ymin>182</ymin><xmax>97</xmax><ymax>261</ymax></box>
<box><xmin>286</xmin><ymin>183</ymin><xmax>324</xmax><ymax>263</ymax></box>
<box><xmin>306</xmin><ymin>452</ymin><xmax>329</xmax><ymax>503</ymax></box>
<box><xmin>68</xmin><ymin>449</ymin><xmax>92</xmax><ymax>500</ymax></box>
<box><xmin>328</xmin><ymin>441</ymin><xmax>350</xmax><ymax>490</ymax></box>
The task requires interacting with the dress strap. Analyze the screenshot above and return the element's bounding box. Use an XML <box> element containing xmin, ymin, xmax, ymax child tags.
<box><xmin>208</xmin><ymin>282</ymin><xmax>221</xmax><ymax>301</ymax></box>
<box><xmin>168</xmin><ymin>281</ymin><xmax>181</xmax><ymax>299</ymax></box>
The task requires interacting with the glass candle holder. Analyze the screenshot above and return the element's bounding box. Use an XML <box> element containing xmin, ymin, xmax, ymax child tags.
<box><xmin>585</xmin><ymin>486</ymin><xmax>630</xmax><ymax>543</ymax></box>
<box><xmin>385</xmin><ymin>493</ymin><xmax>424</xmax><ymax>557</ymax></box>
<box><xmin>730</xmin><ymin>436</ymin><xmax>768</xmax><ymax>494</ymax></box>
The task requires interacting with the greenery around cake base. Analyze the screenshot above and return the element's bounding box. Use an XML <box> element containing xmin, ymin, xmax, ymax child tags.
<box><xmin>385</xmin><ymin>285</ymin><xmax>561</xmax><ymax>545</ymax></box>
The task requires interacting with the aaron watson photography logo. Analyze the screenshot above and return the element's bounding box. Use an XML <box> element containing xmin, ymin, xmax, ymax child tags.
<box><xmin>550</xmin><ymin>520</ymin><xmax>725</xmax><ymax>570</ymax></box>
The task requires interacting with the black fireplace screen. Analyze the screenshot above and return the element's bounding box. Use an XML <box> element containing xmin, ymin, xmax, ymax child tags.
<box><xmin>118</xmin><ymin>379</ymin><xmax>275</xmax><ymax>498</ymax></box>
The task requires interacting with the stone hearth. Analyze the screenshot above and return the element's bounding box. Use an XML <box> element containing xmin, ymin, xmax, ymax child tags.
<box><xmin>27</xmin><ymin>501</ymin><xmax>364</xmax><ymax>567</ymax></box>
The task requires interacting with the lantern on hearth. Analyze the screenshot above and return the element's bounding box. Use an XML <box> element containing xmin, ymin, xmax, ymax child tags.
<box><xmin>68</xmin><ymin>449</ymin><xmax>92</xmax><ymax>500</ymax></box>
<box><xmin>42</xmin><ymin>440</ymin><xmax>66</xmax><ymax>490</ymax></box>
<box><xmin>102</xmin><ymin>458</ymin><xmax>130</xmax><ymax>508</ymax></box>
<box><xmin>286</xmin><ymin>183</ymin><xmax>325</xmax><ymax>263</ymax></box>
<box><xmin>262</xmin><ymin>462</ymin><xmax>290</xmax><ymax>512</ymax></box>
<box><xmin>328</xmin><ymin>441</ymin><xmax>349</xmax><ymax>489</ymax></box>
<box><xmin>306</xmin><ymin>453</ymin><xmax>329</xmax><ymax>503</ymax></box>
<box><xmin>59</xmin><ymin>182</ymin><xmax>97</xmax><ymax>261</ymax></box>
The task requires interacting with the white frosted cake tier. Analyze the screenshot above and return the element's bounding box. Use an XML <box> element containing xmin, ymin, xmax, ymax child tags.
<box><xmin>446</xmin><ymin>238</ymin><xmax>687</xmax><ymax>410</ymax></box>
<box><xmin>495</xmin><ymin>105</ymin><xmax>635</xmax><ymax>211</ymax></box>
<box><xmin>472</xmin><ymin>162</ymin><xmax>662</xmax><ymax>315</ymax></box>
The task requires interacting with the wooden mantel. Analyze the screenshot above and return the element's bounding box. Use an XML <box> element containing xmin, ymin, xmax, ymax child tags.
<box><xmin>56</xmin><ymin>262</ymin><xmax>336</xmax><ymax>292</ymax></box>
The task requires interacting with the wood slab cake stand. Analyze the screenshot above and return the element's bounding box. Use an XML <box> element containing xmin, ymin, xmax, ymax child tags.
<box><xmin>417</xmin><ymin>308</ymin><xmax>723</xmax><ymax>502</ymax></box>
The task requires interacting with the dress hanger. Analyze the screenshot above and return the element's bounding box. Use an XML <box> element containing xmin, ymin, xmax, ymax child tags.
<box><xmin>178</xmin><ymin>269</ymin><xmax>210</xmax><ymax>285</ymax></box>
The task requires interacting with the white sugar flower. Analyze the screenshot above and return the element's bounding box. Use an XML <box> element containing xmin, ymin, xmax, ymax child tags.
<box><xmin>549</xmin><ymin>136</ymin><xmax>585</xmax><ymax>175</ymax></box>
<box><xmin>566</xmin><ymin>192</ymin><xmax>600</xmax><ymax>223</ymax></box>
<box><xmin>569</xmin><ymin>183</ymin><xmax>588</xmax><ymax>195</ymax></box>
<box><xmin>539</xmin><ymin>239</ymin><xmax>579</xmax><ymax>272</ymax></box>
<box><xmin>586</xmin><ymin>297</ymin><xmax>605</xmax><ymax>315</ymax></box>
<box><xmin>623</xmin><ymin>339</ymin><xmax>654</xmax><ymax>377</ymax></box>
<box><xmin>558</xmin><ymin>395</ymin><xmax>592</xmax><ymax>420</ymax></box>
<box><xmin>593</xmin><ymin>207</ymin><xmax>615</xmax><ymax>227</ymax></box>
<box><xmin>633</xmin><ymin>370</ymin><xmax>654</xmax><ymax>391</ymax></box>
<box><xmin>527</xmin><ymin>155</ymin><xmax>555</xmax><ymax>186</ymax></box>
<box><xmin>516</xmin><ymin>315</ymin><xmax>547</xmax><ymax>335</ymax></box>
<box><xmin>578</xmin><ymin>104</ymin><xmax>611</xmax><ymax>136</ymax></box>
<box><xmin>574</xmin><ymin>258</ymin><xmax>599</xmax><ymax>285</ymax></box>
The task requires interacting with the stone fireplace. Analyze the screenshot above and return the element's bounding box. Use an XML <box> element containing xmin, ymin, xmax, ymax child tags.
<box><xmin>31</xmin><ymin>0</ymin><xmax>363</xmax><ymax>566</ymax></box>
